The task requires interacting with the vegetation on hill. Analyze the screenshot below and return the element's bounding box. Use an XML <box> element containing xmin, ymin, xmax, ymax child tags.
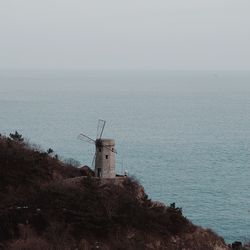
<box><xmin>0</xmin><ymin>132</ymin><xmax>229</xmax><ymax>250</ymax></box>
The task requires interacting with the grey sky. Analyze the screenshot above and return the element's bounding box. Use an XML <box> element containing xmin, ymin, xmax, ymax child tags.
<box><xmin>0</xmin><ymin>0</ymin><xmax>250</xmax><ymax>70</ymax></box>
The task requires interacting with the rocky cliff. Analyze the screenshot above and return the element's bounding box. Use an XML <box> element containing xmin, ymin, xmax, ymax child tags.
<box><xmin>0</xmin><ymin>133</ymin><xmax>229</xmax><ymax>250</ymax></box>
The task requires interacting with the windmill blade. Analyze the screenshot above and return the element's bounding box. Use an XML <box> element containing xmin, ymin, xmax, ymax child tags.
<box><xmin>78</xmin><ymin>134</ymin><xmax>96</xmax><ymax>144</ymax></box>
<box><xmin>97</xmin><ymin>119</ymin><xmax>106</xmax><ymax>139</ymax></box>
<box><xmin>91</xmin><ymin>152</ymin><xmax>96</xmax><ymax>167</ymax></box>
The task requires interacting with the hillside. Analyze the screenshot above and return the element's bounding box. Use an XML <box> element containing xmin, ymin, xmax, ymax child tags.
<box><xmin>0</xmin><ymin>133</ymin><xmax>229</xmax><ymax>250</ymax></box>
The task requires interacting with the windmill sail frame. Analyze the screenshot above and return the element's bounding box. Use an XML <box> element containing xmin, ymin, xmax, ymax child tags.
<box><xmin>78</xmin><ymin>119</ymin><xmax>116</xmax><ymax>178</ymax></box>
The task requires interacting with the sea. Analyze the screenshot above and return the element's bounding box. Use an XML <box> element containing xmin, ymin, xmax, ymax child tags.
<box><xmin>1</xmin><ymin>70</ymin><xmax>250</xmax><ymax>243</ymax></box>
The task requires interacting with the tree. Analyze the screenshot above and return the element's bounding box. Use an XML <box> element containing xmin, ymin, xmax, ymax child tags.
<box><xmin>47</xmin><ymin>148</ymin><xmax>54</xmax><ymax>154</ymax></box>
<box><xmin>9</xmin><ymin>131</ymin><xmax>24</xmax><ymax>142</ymax></box>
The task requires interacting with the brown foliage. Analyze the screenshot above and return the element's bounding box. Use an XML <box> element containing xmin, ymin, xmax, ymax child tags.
<box><xmin>7</xmin><ymin>237</ymin><xmax>51</xmax><ymax>250</ymax></box>
<box><xmin>0</xmin><ymin>133</ymin><xmax>226</xmax><ymax>250</ymax></box>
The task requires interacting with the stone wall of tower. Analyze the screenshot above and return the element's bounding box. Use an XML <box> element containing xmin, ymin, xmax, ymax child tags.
<box><xmin>95</xmin><ymin>139</ymin><xmax>116</xmax><ymax>178</ymax></box>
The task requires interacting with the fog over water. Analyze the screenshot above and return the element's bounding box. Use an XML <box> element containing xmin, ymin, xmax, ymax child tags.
<box><xmin>1</xmin><ymin>70</ymin><xmax>250</xmax><ymax>93</ymax></box>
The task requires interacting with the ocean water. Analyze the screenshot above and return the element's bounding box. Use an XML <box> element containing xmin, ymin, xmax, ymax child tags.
<box><xmin>1</xmin><ymin>70</ymin><xmax>250</xmax><ymax>243</ymax></box>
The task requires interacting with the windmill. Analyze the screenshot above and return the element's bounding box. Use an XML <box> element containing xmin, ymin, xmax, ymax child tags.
<box><xmin>78</xmin><ymin>119</ymin><xmax>117</xmax><ymax>178</ymax></box>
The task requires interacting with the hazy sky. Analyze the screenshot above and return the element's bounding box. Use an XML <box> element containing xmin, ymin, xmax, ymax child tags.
<box><xmin>0</xmin><ymin>0</ymin><xmax>250</xmax><ymax>70</ymax></box>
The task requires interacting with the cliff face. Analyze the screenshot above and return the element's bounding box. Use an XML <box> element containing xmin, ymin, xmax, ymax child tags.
<box><xmin>0</xmin><ymin>134</ymin><xmax>229</xmax><ymax>250</ymax></box>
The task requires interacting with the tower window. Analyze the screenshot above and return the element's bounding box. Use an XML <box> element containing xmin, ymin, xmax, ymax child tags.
<box><xmin>99</xmin><ymin>148</ymin><xmax>102</xmax><ymax>152</ymax></box>
<box><xmin>105</xmin><ymin>155</ymin><xmax>109</xmax><ymax>159</ymax></box>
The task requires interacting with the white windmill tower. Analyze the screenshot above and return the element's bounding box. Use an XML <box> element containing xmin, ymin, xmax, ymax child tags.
<box><xmin>78</xmin><ymin>120</ymin><xmax>117</xmax><ymax>178</ymax></box>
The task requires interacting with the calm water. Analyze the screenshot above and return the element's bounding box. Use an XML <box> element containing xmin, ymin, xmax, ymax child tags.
<box><xmin>1</xmin><ymin>70</ymin><xmax>250</xmax><ymax>243</ymax></box>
